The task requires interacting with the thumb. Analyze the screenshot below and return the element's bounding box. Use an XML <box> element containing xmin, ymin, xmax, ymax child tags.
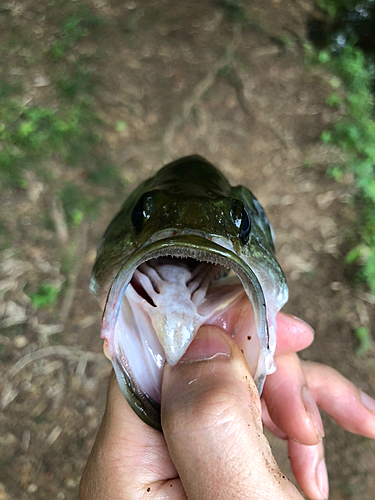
<box><xmin>161</xmin><ymin>325</ymin><xmax>303</xmax><ymax>500</ymax></box>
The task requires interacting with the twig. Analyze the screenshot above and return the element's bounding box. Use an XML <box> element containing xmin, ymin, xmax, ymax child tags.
<box><xmin>75</xmin><ymin>352</ymin><xmax>89</xmax><ymax>378</ymax></box>
<box><xmin>46</xmin><ymin>426</ymin><xmax>62</xmax><ymax>446</ymax></box>
<box><xmin>6</xmin><ymin>345</ymin><xmax>103</xmax><ymax>379</ymax></box>
<box><xmin>357</xmin><ymin>291</ymin><xmax>375</xmax><ymax>305</ymax></box>
<box><xmin>1</xmin><ymin>345</ymin><xmax>104</xmax><ymax>409</ymax></box>
<box><xmin>355</xmin><ymin>299</ymin><xmax>370</xmax><ymax>326</ymax></box>
<box><xmin>51</xmin><ymin>197</ymin><xmax>69</xmax><ymax>244</ymax></box>
<box><xmin>21</xmin><ymin>430</ymin><xmax>31</xmax><ymax>451</ymax></box>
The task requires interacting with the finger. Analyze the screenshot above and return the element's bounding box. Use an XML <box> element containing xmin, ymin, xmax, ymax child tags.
<box><xmin>303</xmin><ymin>361</ymin><xmax>375</xmax><ymax>439</ymax></box>
<box><xmin>161</xmin><ymin>325</ymin><xmax>303</xmax><ymax>500</ymax></box>
<box><xmin>79</xmin><ymin>372</ymin><xmax>183</xmax><ymax>500</ymax></box>
<box><xmin>288</xmin><ymin>439</ymin><xmax>329</xmax><ymax>500</ymax></box>
<box><xmin>261</xmin><ymin>398</ymin><xmax>288</xmax><ymax>440</ymax></box>
<box><xmin>262</xmin><ymin>397</ymin><xmax>328</xmax><ymax>500</ymax></box>
<box><xmin>275</xmin><ymin>313</ymin><xmax>314</xmax><ymax>355</ymax></box>
<box><xmin>263</xmin><ymin>353</ymin><xmax>324</xmax><ymax>445</ymax></box>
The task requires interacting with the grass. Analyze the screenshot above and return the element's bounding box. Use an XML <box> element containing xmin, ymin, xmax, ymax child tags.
<box><xmin>0</xmin><ymin>4</ymin><xmax>124</xmax><ymax>226</ymax></box>
<box><xmin>0</xmin><ymin>99</ymin><xmax>100</xmax><ymax>187</ymax></box>
<box><xmin>57</xmin><ymin>63</ymin><xmax>98</xmax><ymax>99</ymax></box>
<box><xmin>50</xmin><ymin>5</ymin><xmax>105</xmax><ymax>61</ymax></box>
<box><xmin>58</xmin><ymin>182</ymin><xmax>100</xmax><ymax>226</ymax></box>
<box><xmin>30</xmin><ymin>283</ymin><xmax>61</xmax><ymax>310</ymax></box>
<box><xmin>355</xmin><ymin>326</ymin><xmax>373</xmax><ymax>355</ymax></box>
<box><xmin>305</xmin><ymin>16</ymin><xmax>375</xmax><ymax>295</ymax></box>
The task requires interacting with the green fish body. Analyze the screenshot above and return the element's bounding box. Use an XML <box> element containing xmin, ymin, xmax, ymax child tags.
<box><xmin>91</xmin><ymin>156</ymin><xmax>288</xmax><ymax>430</ymax></box>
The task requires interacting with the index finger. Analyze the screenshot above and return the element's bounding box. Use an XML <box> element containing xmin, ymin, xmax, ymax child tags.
<box><xmin>275</xmin><ymin>313</ymin><xmax>314</xmax><ymax>355</ymax></box>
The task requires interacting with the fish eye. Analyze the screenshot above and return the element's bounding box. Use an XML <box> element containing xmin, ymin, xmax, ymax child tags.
<box><xmin>230</xmin><ymin>200</ymin><xmax>251</xmax><ymax>244</ymax></box>
<box><xmin>131</xmin><ymin>193</ymin><xmax>154</xmax><ymax>234</ymax></box>
<box><xmin>240</xmin><ymin>208</ymin><xmax>251</xmax><ymax>244</ymax></box>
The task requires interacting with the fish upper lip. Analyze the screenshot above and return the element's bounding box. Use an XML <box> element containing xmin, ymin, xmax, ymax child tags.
<box><xmin>143</xmin><ymin>228</ymin><xmax>235</xmax><ymax>249</ymax></box>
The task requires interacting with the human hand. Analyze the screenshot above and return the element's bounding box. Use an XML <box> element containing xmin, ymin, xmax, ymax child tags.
<box><xmin>79</xmin><ymin>314</ymin><xmax>375</xmax><ymax>500</ymax></box>
<box><xmin>262</xmin><ymin>314</ymin><xmax>375</xmax><ymax>499</ymax></box>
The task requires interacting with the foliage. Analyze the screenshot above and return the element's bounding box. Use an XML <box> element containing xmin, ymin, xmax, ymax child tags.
<box><xmin>58</xmin><ymin>182</ymin><xmax>98</xmax><ymax>225</ymax></box>
<box><xmin>115</xmin><ymin>120</ymin><xmax>128</xmax><ymax>132</ymax></box>
<box><xmin>57</xmin><ymin>63</ymin><xmax>98</xmax><ymax>99</ymax></box>
<box><xmin>0</xmin><ymin>4</ymin><xmax>123</xmax><ymax>225</ymax></box>
<box><xmin>325</xmin><ymin>93</ymin><xmax>343</xmax><ymax>107</ymax></box>
<box><xmin>309</xmin><ymin>38</ymin><xmax>375</xmax><ymax>293</ymax></box>
<box><xmin>30</xmin><ymin>283</ymin><xmax>60</xmax><ymax>309</ymax></box>
<box><xmin>50</xmin><ymin>5</ymin><xmax>105</xmax><ymax>61</ymax></box>
<box><xmin>0</xmin><ymin>99</ymin><xmax>99</xmax><ymax>186</ymax></box>
<box><xmin>0</xmin><ymin>94</ymin><xmax>100</xmax><ymax>180</ymax></box>
<box><xmin>355</xmin><ymin>326</ymin><xmax>372</xmax><ymax>355</ymax></box>
<box><xmin>317</xmin><ymin>0</ymin><xmax>362</xmax><ymax>18</ymax></box>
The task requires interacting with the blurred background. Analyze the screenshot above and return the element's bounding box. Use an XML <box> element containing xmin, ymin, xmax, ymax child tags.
<box><xmin>0</xmin><ymin>0</ymin><xmax>374</xmax><ymax>499</ymax></box>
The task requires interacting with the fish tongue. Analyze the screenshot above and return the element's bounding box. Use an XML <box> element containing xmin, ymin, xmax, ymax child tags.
<box><xmin>142</xmin><ymin>261</ymin><xmax>205</xmax><ymax>366</ymax></box>
<box><xmin>150</xmin><ymin>307</ymin><xmax>203</xmax><ymax>366</ymax></box>
<box><xmin>140</xmin><ymin>262</ymin><xmax>245</xmax><ymax>366</ymax></box>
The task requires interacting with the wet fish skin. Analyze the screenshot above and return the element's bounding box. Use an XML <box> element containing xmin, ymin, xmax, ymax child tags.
<box><xmin>92</xmin><ymin>155</ymin><xmax>278</xmax><ymax>303</ymax></box>
<box><xmin>91</xmin><ymin>155</ymin><xmax>288</xmax><ymax>430</ymax></box>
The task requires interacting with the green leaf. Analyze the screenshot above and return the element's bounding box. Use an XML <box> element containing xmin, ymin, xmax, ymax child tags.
<box><xmin>321</xmin><ymin>130</ymin><xmax>332</xmax><ymax>144</ymax></box>
<box><xmin>115</xmin><ymin>120</ymin><xmax>128</xmax><ymax>132</ymax></box>
<box><xmin>355</xmin><ymin>327</ymin><xmax>372</xmax><ymax>356</ymax></box>
<box><xmin>71</xmin><ymin>209</ymin><xmax>84</xmax><ymax>228</ymax></box>
<box><xmin>325</xmin><ymin>93</ymin><xmax>343</xmax><ymax>107</ymax></box>
<box><xmin>30</xmin><ymin>283</ymin><xmax>60</xmax><ymax>309</ymax></box>
<box><xmin>327</xmin><ymin>166</ymin><xmax>343</xmax><ymax>181</ymax></box>
<box><xmin>329</xmin><ymin>76</ymin><xmax>341</xmax><ymax>89</ymax></box>
<box><xmin>345</xmin><ymin>246</ymin><xmax>361</xmax><ymax>264</ymax></box>
<box><xmin>318</xmin><ymin>50</ymin><xmax>331</xmax><ymax>64</ymax></box>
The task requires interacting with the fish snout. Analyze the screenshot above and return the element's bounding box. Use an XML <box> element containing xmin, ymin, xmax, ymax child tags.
<box><xmin>178</xmin><ymin>200</ymin><xmax>212</xmax><ymax>228</ymax></box>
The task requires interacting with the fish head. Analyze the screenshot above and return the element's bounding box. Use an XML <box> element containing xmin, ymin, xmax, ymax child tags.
<box><xmin>91</xmin><ymin>156</ymin><xmax>288</xmax><ymax>429</ymax></box>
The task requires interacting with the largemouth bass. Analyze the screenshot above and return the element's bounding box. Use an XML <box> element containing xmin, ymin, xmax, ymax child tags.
<box><xmin>91</xmin><ymin>155</ymin><xmax>288</xmax><ymax>430</ymax></box>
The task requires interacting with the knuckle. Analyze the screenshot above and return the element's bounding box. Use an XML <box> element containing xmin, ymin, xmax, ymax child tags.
<box><xmin>163</xmin><ymin>381</ymin><xmax>254</xmax><ymax>440</ymax></box>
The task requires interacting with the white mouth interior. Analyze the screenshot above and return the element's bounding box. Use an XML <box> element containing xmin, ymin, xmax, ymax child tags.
<box><xmin>111</xmin><ymin>257</ymin><xmax>260</xmax><ymax>404</ymax></box>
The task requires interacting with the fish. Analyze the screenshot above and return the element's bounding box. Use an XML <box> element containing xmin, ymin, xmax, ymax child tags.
<box><xmin>91</xmin><ymin>155</ymin><xmax>288</xmax><ymax>430</ymax></box>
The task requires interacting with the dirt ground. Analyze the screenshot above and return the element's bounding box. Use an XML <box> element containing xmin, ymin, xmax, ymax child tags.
<box><xmin>1</xmin><ymin>1</ymin><xmax>374</xmax><ymax>499</ymax></box>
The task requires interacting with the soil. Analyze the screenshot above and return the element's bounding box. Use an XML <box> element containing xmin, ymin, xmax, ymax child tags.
<box><xmin>0</xmin><ymin>1</ymin><xmax>374</xmax><ymax>499</ymax></box>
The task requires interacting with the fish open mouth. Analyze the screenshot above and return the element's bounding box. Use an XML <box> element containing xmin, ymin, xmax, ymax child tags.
<box><xmin>101</xmin><ymin>235</ymin><xmax>273</xmax><ymax>429</ymax></box>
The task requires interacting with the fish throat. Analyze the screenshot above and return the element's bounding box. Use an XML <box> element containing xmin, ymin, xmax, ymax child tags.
<box><xmin>129</xmin><ymin>258</ymin><xmax>241</xmax><ymax>366</ymax></box>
